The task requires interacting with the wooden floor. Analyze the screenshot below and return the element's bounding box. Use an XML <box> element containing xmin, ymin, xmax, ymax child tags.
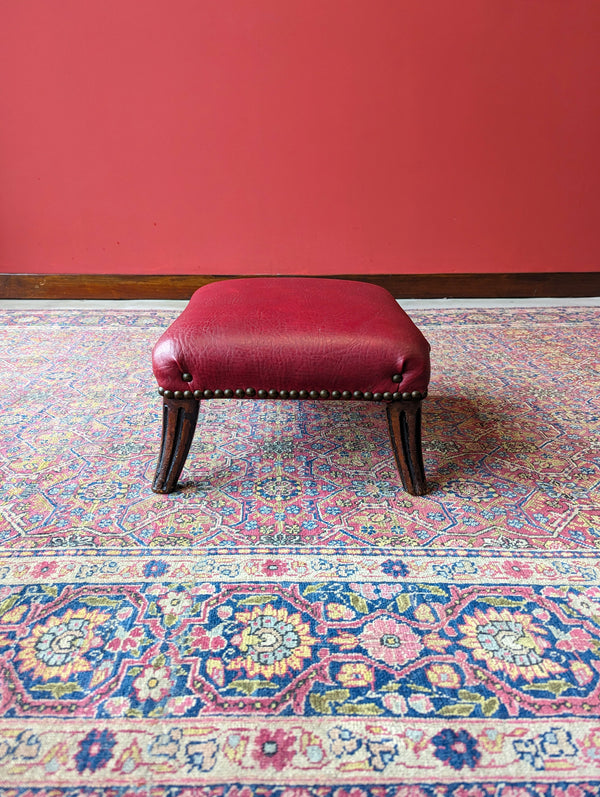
<box><xmin>1</xmin><ymin>297</ymin><xmax>598</xmax><ymax>310</ymax></box>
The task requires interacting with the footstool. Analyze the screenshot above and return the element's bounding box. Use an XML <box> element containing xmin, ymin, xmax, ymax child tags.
<box><xmin>151</xmin><ymin>278</ymin><xmax>431</xmax><ymax>495</ymax></box>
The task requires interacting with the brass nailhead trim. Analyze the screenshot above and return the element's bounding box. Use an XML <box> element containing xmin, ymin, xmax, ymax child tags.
<box><xmin>181</xmin><ymin>373</ymin><xmax>193</xmax><ymax>382</ymax></box>
<box><xmin>158</xmin><ymin>387</ymin><xmax>426</xmax><ymax>401</ymax></box>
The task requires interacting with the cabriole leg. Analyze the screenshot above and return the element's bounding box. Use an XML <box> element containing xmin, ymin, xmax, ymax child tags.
<box><xmin>386</xmin><ymin>400</ymin><xmax>427</xmax><ymax>496</ymax></box>
<box><xmin>152</xmin><ymin>397</ymin><xmax>199</xmax><ymax>494</ymax></box>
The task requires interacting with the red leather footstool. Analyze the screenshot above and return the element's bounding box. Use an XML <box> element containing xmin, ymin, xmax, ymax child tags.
<box><xmin>151</xmin><ymin>278</ymin><xmax>431</xmax><ymax>495</ymax></box>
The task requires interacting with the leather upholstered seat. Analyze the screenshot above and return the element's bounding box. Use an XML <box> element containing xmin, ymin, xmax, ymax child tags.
<box><xmin>151</xmin><ymin>277</ymin><xmax>431</xmax><ymax>495</ymax></box>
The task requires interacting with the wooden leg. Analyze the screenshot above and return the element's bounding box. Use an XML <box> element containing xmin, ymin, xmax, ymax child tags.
<box><xmin>152</xmin><ymin>397</ymin><xmax>200</xmax><ymax>494</ymax></box>
<box><xmin>386</xmin><ymin>400</ymin><xmax>427</xmax><ymax>496</ymax></box>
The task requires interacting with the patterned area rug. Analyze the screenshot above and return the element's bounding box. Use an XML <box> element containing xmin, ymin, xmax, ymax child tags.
<box><xmin>0</xmin><ymin>305</ymin><xmax>599</xmax><ymax>795</ymax></box>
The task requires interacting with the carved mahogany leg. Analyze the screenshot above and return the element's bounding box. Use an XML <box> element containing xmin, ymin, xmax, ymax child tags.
<box><xmin>386</xmin><ymin>400</ymin><xmax>427</xmax><ymax>496</ymax></box>
<box><xmin>152</xmin><ymin>397</ymin><xmax>200</xmax><ymax>494</ymax></box>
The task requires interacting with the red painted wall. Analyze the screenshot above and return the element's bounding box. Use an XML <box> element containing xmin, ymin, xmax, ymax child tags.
<box><xmin>1</xmin><ymin>1</ymin><xmax>599</xmax><ymax>275</ymax></box>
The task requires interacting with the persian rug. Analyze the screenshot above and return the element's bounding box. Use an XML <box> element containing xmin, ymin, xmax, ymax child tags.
<box><xmin>0</xmin><ymin>304</ymin><xmax>599</xmax><ymax>796</ymax></box>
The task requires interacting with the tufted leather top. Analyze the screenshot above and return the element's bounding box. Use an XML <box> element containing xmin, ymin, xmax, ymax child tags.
<box><xmin>152</xmin><ymin>278</ymin><xmax>430</xmax><ymax>397</ymax></box>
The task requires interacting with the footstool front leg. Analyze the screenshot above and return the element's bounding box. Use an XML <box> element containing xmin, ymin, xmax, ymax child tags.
<box><xmin>386</xmin><ymin>400</ymin><xmax>426</xmax><ymax>496</ymax></box>
<box><xmin>152</xmin><ymin>397</ymin><xmax>199</xmax><ymax>494</ymax></box>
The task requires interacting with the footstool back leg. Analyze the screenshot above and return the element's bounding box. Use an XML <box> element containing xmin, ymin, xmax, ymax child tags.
<box><xmin>386</xmin><ymin>400</ymin><xmax>426</xmax><ymax>496</ymax></box>
<box><xmin>152</xmin><ymin>397</ymin><xmax>199</xmax><ymax>493</ymax></box>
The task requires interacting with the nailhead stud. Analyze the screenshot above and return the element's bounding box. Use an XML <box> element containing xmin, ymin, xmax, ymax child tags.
<box><xmin>309</xmin><ymin>390</ymin><xmax>320</xmax><ymax>399</ymax></box>
<box><xmin>411</xmin><ymin>391</ymin><xmax>421</xmax><ymax>399</ymax></box>
<box><xmin>223</xmin><ymin>389</ymin><xmax>233</xmax><ymax>398</ymax></box>
<box><xmin>268</xmin><ymin>389</ymin><xmax>279</xmax><ymax>398</ymax></box>
<box><xmin>331</xmin><ymin>390</ymin><xmax>341</xmax><ymax>399</ymax></box>
<box><xmin>289</xmin><ymin>390</ymin><xmax>299</xmax><ymax>399</ymax></box>
<box><xmin>299</xmin><ymin>390</ymin><xmax>309</xmax><ymax>399</ymax></box>
<box><xmin>183</xmin><ymin>390</ymin><xmax>193</xmax><ymax>398</ymax></box>
<box><xmin>352</xmin><ymin>391</ymin><xmax>363</xmax><ymax>400</ymax></box>
<box><xmin>373</xmin><ymin>393</ymin><xmax>383</xmax><ymax>401</ymax></box>
<box><xmin>196</xmin><ymin>390</ymin><xmax>205</xmax><ymax>399</ymax></box>
<box><xmin>342</xmin><ymin>391</ymin><xmax>352</xmax><ymax>399</ymax></box>
<box><xmin>392</xmin><ymin>374</ymin><xmax>402</xmax><ymax>383</ymax></box>
<box><xmin>402</xmin><ymin>392</ymin><xmax>411</xmax><ymax>400</ymax></box>
<box><xmin>182</xmin><ymin>373</ymin><xmax>193</xmax><ymax>382</ymax></box>
<box><xmin>158</xmin><ymin>387</ymin><xmax>164</xmax><ymax>395</ymax></box>
<box><xmin>363</xmin><ymin>391</ymin><xmax>373</xmax><ymax>401</ymax></box>
<box><xmin>383</xmin><ymin>392</ymin><xmax>393</xmax><ymax>401</ymax></box>
<box><xmin>214</xmin><ymin>389</ymin><xmax>224</xmax><ymax>398</ymax></box>
<box><xmin>257</xmin><ymin>389</ymin><xmax>268</xmax><ymax>398</ymax></box>
<box><xmin>245</xmin><ymin>387</ymin><xmax>256</xmax><ymax>397</ymax></box>
<box><xmin>174</xmin><ymin>391</ymin><xmax>183</xmax><ymax>399</ymax></box>
<box><xmin>164</xmin><ymin>390</ymin><xmax>173</xmax><ymax>399</ymax></box>
<box><xmin>280</xmin><ymin>390</ymin><xmax>290</xmax><ymax>399</ymax></box>
<box><xmin>320</xmin><ymin>389</ymin><xmax>330</xmax><ymax>399</ymax></box>
<box><xmin>235</xmin><ymin>389</ymin><xmax>245</xmax><ymax>398</ymax></box>
<box><xmin>392</xmin><ymin>392</ymin><xmax>401</xmax><ymax>401</ymax></box>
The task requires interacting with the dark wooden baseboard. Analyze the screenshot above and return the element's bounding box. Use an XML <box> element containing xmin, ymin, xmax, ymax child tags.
<box><xmin>1</xmin><ymin>272</ymin><xmax>599</xmax><ymax>300</ymax></box>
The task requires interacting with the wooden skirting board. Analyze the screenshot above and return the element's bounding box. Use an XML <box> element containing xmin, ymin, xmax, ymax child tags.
<box><xmin>1</xmin><ymin>272</ymin><xmax>599</xmax><ymax>300</ymax></box>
